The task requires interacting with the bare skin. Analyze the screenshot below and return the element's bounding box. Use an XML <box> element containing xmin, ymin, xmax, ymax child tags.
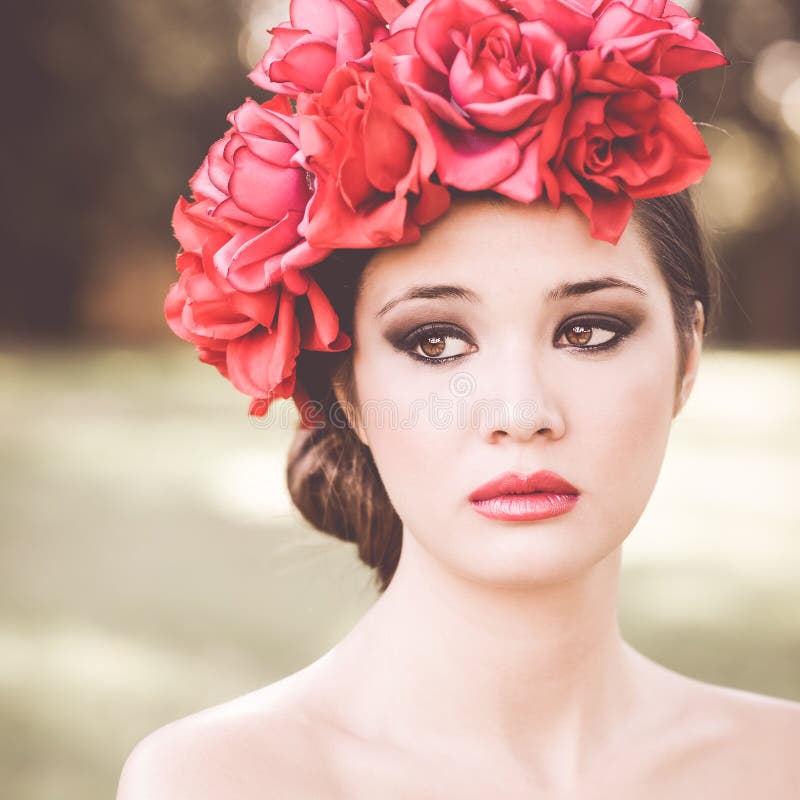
<box><xmin>118</xmin><ymin>196</ymin><xmax>800</xmax><ymax>798</ymax></box>
<box><xmin>117</xmin><ymin>642</ymin><xmax>800</xmax><ymax>799</ymax></box>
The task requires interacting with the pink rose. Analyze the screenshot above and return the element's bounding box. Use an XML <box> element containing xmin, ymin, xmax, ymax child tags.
<box><xmin>296</xmin><ymin>55</ymin><xmax>451</xmax><ymax>249</ymax></box>
<box><xmin>189</xmin><ymin>95</ymin><xmax>331</xmax><ymax>292</ymax></box>
<box><xmin>588</xmin><ymin>0</ymin><xmax>730</xmax><ymax>99</ymax></box>
<box><xmin>540</xmin><ymin>49</ymin><xmax>711</xmax><ymax>245</ymax></box>
<box><xmin>171</xmin><ymin>195</ymin><xmax>226</xmax><ymax>256</ymax></box>
<box><xmin>373</xmin><ymin>0</ymin><xmax>414</xmax><ymax>23</ymax></box>
<box><xmin>507</xmin><ymin>1</ymin><xmax>596</xmax><ymax>50</ymax></box>
<box><xmin>247</xmin><ymin>0</ymin><xmax>390</xmax><ymax>96</ymax></box>
<box><xmin>165</xmin><ymin>222</ymin><xmax>351</xmax><ymax>419</ymax></box>
<box><xmin>418</xmin><ymin>2</ymin><xmax>569</xmax><ymax>132</ymax></box>
<box><xmin>380</xmin><ymin>0</ymin><xmax>581</xmax><ymax>195</ymax></box>
<box><xmin>164</xmin><ymin>235</ymin><xmax>281</xmax><ymax>352</ymax></box>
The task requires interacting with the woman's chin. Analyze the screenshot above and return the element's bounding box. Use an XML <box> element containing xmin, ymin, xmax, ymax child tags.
<box><xmin>419</xmin><ymin>522</ymin><xmax>622</xmax><ymax>590</ymax></box>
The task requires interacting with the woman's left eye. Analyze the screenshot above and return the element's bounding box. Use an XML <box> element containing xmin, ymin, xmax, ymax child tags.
<box><xmin>554</xmin><ymin>317</ymin><xmax>631</xmax><ymax>351</ymax></box>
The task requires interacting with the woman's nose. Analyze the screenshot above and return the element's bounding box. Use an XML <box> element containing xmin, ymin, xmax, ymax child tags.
<box><xmin>464</xmin><ymin>351</ymin><xmax>567</xmax><ymax>444</ymax></box>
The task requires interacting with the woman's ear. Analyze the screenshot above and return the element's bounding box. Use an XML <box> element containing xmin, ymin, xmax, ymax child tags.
<box><xmin>673</xmin><ymin>299</ymin><xmax>704</xmax><ymax>418</ymax></box>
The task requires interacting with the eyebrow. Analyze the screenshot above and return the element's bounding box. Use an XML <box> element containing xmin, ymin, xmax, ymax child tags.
<box><xmin>375</xmin><ymin>276</ymin><xmax>647</xmax><ymax>317</ymax></box>
<box><xmin>376</xmin><ymin>284</ymin><xmax>480</xmax><ymax>317</ymax></box>
<box><xmin>545</xmin><ymin>276</ymin><xmax>648</xmax><ymax>302</ymax></box>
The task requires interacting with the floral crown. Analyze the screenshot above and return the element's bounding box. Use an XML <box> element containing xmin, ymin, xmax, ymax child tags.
<box><xmin>165</xmin><ymin>0</ymin><xmax>729</xmax><ymax>426</ymax></box>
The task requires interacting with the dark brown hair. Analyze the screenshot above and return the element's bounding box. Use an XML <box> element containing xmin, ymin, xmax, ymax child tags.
<box><xmin>286</xmin><ymin>188</ymin><xmax>722</xmax><ymax>594</ymax></box>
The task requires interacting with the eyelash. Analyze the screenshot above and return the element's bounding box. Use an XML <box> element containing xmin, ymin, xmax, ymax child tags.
<box><xmin>397</xmin><ymin>317</ymin><xmax>633</xmax><ymax>366</ymax></box>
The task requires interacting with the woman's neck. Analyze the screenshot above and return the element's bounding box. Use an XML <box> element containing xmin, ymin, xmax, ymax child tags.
<box><xmin>309</xmin><ymin>531</ymin><xmax>644</xmax><ymax>781</ymax></box>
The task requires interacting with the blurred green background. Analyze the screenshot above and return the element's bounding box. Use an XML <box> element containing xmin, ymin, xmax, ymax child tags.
<box><xmin>2</xmin><ymin>1</ymin><xmax>799</xmax><ymax>798</ymax></box>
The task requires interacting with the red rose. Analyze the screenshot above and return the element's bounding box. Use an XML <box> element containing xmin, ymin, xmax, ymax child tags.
<box><xmin>589</xmin><ymin>0</ymin><xmax>730</xmax><ymax>99</ymax></box>
<box><xmin>540</xmin><ymin>49</ymin><xmax>711</xmax><ymax>244</ymax></box>
<box><xmin>296</xmin><ymin>56</ymin><xmax>451</xmax><ymax>249</ymax></box>
<box><xmin>189</xmin><ymin>95</ymin><xmax>331</xmax><ymax>292</ymax></box>
<box><xmin>247</xmin><ymin>0</ymin><xmax>389</xmax><ymax>96</ymax></box>
<box><xmin>226</xmin><ymin>268</ymin><xmax>351</xmax><ymax>419</ymax></box>
<box><xmin>245</xmin><ymin>267</ymin><xmax>357</xmax><ymax>426</ymax></box>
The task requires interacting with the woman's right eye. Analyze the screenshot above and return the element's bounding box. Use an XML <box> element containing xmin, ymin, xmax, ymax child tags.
<box><xmin>399</xmin><ymin>324</ymin><xmax>476</xmax><ymax>365</ymax></box>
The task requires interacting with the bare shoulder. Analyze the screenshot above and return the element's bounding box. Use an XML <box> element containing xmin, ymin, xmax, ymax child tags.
<box><xmin>684</xmin><ymin>677</ymin><xmax>800</xmax><ymax>744</ymax></box>
<box><xmin>621</xmin><ymin>646</ymin><xmax>800</xmax><ymax>797</ymax></box>
<box><xmin>697</xmin><ymin>682</ymin><xmax>800</xmax><ymax>795</ymax></box>
<box><xmin>116</xmin><ymin>674</ymin><xmax>342</xmax><ymax>800</ymax></box>
<box><xmin>646</xmin><ymin>667</ymin><xmax>800</xmax><ymax>797</ymax></box>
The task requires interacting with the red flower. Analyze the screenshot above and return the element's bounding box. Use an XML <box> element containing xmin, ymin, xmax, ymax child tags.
<box><xmin>588</xmin><ymin>0</ymin><xmax>730</xmax><ymax>98</ymax></box>
<box><xmin>540</xmin><ymin>48</ymin><xmax>711</xmax><ymax>244</ymax></box>
<box><xmin>164</xmin><ymin>197</ymin><xmax>351</xmax><ymax>424</ymax></box>
<box><xmin>296</xmin><ymin>55</ymin><xmax>451</xmax><ymax>249</ymax></box>
<box><xmin>247</xmin><ymin>0</ymin><xmax>389</xmax><ymax>96</ymax></box>
<box><xmin>416</xmin><ymin>0</ymin><xmax>570</xmax><ymax>132</ymax></box>
<box><xmin>165</xmin><ymin>219</ymin><xmax>351</xmax><ymax>420</ymax></box>
<box><xmin>189</xmin><ymin>95</ymin><xmax>331</xmax><ymax>292</ymax></box>
<box><xmin>378</xmin><ymin>0</ymin><xmax>579</xmax><ymax>197</ymax></box>
<box><xmin>164</xmin><ymin>227</ymin><xmax>281</xmax><ymax>354</ymax></box>
<box><xmin>230</xmin><ymin>268</ymin><xmax>351</xmax><ymax>420</ymax></box>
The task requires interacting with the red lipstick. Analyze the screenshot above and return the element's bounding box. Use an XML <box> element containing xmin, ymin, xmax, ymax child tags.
<box><xmin>468</xmin><ymin>470</ymin><xmax>580</xmax><ymax>522</ymax></box>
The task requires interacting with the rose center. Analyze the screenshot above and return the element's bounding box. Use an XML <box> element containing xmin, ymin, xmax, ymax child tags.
<box><xmin>479</xmin><ymin>31</ymin><xmax>520</xmax><ymax>75</ymax></box>
<box><xmin>587</xmin><ymin>137</ymin><xmax>613</xmax><ymax>171</ymax></box>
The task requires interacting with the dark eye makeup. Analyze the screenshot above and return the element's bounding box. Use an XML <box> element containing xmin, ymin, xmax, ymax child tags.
<box><xmin>394</xmin><ymin>322</ymin><xmax>474</xmax><ymax>365</ymax></box>
<box><xmin>555</xmin><ymin>314</ymin><xmax>634</xmax><ymax>352</ymax></box>
<box><xmin>390</xmin><ymin>315</ymin><xmax>636</xmax><ymax>366</ymax></box>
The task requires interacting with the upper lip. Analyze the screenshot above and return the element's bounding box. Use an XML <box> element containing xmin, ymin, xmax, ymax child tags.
<box><xmin>469</xmin><ymin>470</ymin><xmax>579</xmax><ymax>502</ymax></box>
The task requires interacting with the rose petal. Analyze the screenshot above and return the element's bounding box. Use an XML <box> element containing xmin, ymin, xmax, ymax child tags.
<box><xmin>490</xmin><ymin>136</ymin><xmax>544</xmax><ymax>202</ymax></box>
<box><xmin>226</xmin><ymin>291</ymin><xmax>300</xmax><ymax>397</ymax></box>
<box><xmin>414</xmin><ymin>0</ymin><xmax>506</xmax><ymax>74</ymax></box>
<box><xmin>298</xmin><ymin>278</ymin><xmax>352</xmax><ymax>351</ymax></box>
<box><xmin>430</xmin><ymin>122</ymin><xmax>521</xmax><ymax>190</ymax></box>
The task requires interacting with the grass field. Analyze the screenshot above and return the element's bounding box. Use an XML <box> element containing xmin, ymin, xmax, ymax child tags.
<box><xmin>0</xmin><ymin>343</ymin><xmax>798</xmax><ymax>799</ymax></box>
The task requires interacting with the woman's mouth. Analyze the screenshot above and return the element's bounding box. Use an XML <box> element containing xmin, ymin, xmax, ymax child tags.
<box><xmin>468</xmin><ymin>470</ymin><xmax>580</xmax><ymax>521</ymax></box>
<box><xmin>469</xmin><ymin>491</ymin><xmax>579</xmax><ymax>521</ymax></box>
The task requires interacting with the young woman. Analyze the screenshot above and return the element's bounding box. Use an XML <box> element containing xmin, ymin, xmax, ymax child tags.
<box><xmin>119</xmin><ymin>1</ymin><xmax>800</xmax><ymax>797</ymax></box>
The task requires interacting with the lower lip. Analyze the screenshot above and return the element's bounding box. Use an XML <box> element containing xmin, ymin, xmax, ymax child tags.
<box><xmin>470</xmin><ymin>493</ymin><xmax>579</xmax><ymax>521</ymax></box>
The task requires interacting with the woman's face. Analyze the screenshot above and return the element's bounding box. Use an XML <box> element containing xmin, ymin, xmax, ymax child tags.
<box><xmin>344</xmin><ymin>195</ymin><xmax>702</xmax><ymax>586</ymax></box>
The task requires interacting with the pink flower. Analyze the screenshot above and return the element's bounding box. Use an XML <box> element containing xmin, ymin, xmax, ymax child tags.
<box><xmin>164</xmin><ymin>230</ymin><xmax>281</xmax><ymax>353</ymax></box>
<box><xmin>588</xmin><ymin>0</ymin><xmax>730</xmax><ymax>98</ymax></box>
<box><xmin>296</xmin><ymin>54</ymin><xmax>451</xmax><ymax>249</ymax></box>
<box><xmin>165</xmin><ymin>215</ymin><xmax>351</xmax><ymax>420</ymax></box>
<box><xmin>189</xmin><ymin>95</ymin><xmax>331</xmax><ymax>292</ymax></box>
<box><xmin>539</xmin><ymin>49</ymin><xmax>711</xmax><ymax>245</ymax></box>
<box><xmin>507</xmin><ymin>1</ymin><xmax>596</xmax><ymax>51</ymax></box>
<box><xmin>379</xmin><ymin>0</ymin><xmax>580</xmax><ymax>197</ymax></box>
<box><xmin>247</xmin><ymin>0</ymin><xmax>390</xmax><ymax>96</ymax></box>
<box><xmin>372</xmin><ymin>0</ymin><xmax>415</xmax><ymax>23</ymax></box>
<box><xmin>229</xmin><ymin>268</ymin><xmax>352</xmax><ymax>422</ymax></box>
<box><xmin>417</xmin><ymin>1</ymin><xmax>570</xmax><ymax>132</ymax></box>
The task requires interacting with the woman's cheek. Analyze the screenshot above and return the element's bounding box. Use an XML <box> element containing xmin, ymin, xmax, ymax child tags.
<box><xmin>577</xmin><ymin>358</ymin><xmax>675</xmax><ymax>530</ymax></box>
<box><xmin>354</xmin><ymin>355</ymin><xmax>454</xmax><ymax>504</ymax></box>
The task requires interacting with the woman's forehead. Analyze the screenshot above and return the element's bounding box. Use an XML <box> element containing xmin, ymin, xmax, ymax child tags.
<box><xmin>358</xmin><ymin>196</ymin><xmax>659</xmax><ymax>308</ymax></box>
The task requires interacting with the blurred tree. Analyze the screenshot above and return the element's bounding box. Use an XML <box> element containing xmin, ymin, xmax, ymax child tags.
<box><xmin>1</xmin><ymin>0</ymin><xmax>248</xmax><ymax>340</ymax></box>
<box><xmin>685</xmin><ymin>0</ymin><xmax>800</xmax><ymax>345</ymax></box>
